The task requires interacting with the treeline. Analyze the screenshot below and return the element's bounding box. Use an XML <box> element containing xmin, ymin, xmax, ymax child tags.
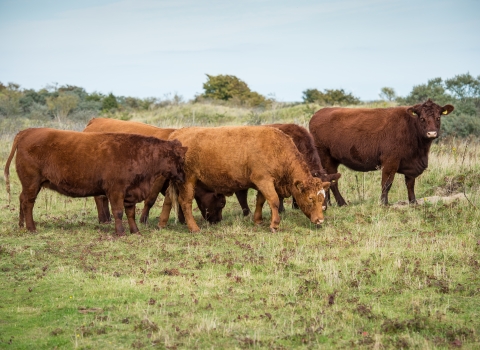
<box><xmin>0</xmin><ymin>82</ymin><xmax>184</xmax><ymax>123</ymax></box>
<box><xmin>1</xmin><ymin>73</ymin><xmax>479</xmax><ymax>137</ymax></box>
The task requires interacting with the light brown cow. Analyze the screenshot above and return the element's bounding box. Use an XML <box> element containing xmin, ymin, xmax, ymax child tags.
<box><xmin>83</xmin><ymin>118</ymin><xmax>226</xmax><ymax>224</ymax></box>
<box><xmin>158</xmin><ymin>126</ymin><xmax>331</xmax><ymax>233</ymax></box>
<box><xmin>4</xmin><ymin>128</ymin><xmax>187</xmax><ymax>235</ymax></box>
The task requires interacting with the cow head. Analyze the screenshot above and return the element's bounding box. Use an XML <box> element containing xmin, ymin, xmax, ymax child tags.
<box><xmin>165</xmin><ymin>139</ymin><xmax>188</xmax><ymax>183</ymax></box>
<box><xmin>406</xmin><ymin>99</ymin><xmax>454</xmax><ymax>139</ymax></box>
<box><xmin>291</xmin><ymin>177</ymin><xmax>330</xmax><ymax>225</ymax></box>
<box><xmin>196</xmin><ymin>192</ymin><xmax>226</xmax><ymax>224</ymax></box>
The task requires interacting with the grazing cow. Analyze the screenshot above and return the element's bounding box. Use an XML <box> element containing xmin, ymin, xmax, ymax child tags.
<box><xmin>309</xmin><ymin>99</ymin><xmax>454</xmax><ymax>205</ymax></box>
<box><xmin>158</xmin><ymin>126</ymin><xmax>331</xmax><ymax>233</ymax></box>
<box><xmin>4</xmin><ymin>128</ymin><xmax>187</xmax><ymax>235</ymax></box>
<box><xmin>234</xmin><ymin>124</ymin><xmax>341</xmax><ymax>215</ymax></box>
<box><xmin>83</xmin><ymin>118</ymin><xmax>226</xmax><ymax>224</ymax></box>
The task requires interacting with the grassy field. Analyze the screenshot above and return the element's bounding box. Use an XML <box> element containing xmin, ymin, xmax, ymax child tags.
<box><xmin>0</xmin><ymin>104</ymin><xmax>479</xmax><ymax>349</ymax></box>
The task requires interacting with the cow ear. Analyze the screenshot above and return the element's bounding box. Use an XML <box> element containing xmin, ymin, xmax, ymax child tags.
<box><xmin>406</xmin><ymin>107</ymin><xmax>418</xmax><ymax>117</ymax></box>
<box><xmin>295</xmin><ymin>180</ymin><xmax>304</xmax><ymax>192</ymax></box>
<box><xmin>322</xmin><ymin>181</ymin><xmax>331</xmax><ymax>191</ymax></box>
<box><xmin>441</xmin><ymin>105</ymin><xmax>454</xmax><ymax>116</ymax></box>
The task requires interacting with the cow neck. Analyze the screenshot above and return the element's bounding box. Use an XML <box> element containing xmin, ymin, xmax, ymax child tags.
<box><xmin>288</xmin><ymin>157</ymin><xmax>313</xmax><ymax>187</ymax></box>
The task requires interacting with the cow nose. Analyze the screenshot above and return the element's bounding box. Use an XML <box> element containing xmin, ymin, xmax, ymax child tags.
<box><xmin>316</xmin><ymin>219</ymin><xmax>324</xmax><ymax>225</ymax></box>
<box><xmin>426</xmin><ymin>131</ymin><xmax>437</xmax><ymax>138</ymax></box>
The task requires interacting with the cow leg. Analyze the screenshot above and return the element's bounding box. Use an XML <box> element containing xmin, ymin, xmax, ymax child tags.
<box><xmin>177</xmin><ymin>206</ymin><xmax>186</xmax><ymax>224</ymax></box>
<box><xmin>140</xmin><ymin>176</ymin><xmax>166</xmax><ymax>224</ymax></box>
<box><xmin>19</xmin><ymin>181</ymin><xmax>42</xmax><ymax>232</ymax></box>
<box><xmin>278</xmin><ymin>196</ymin><xmax>285</xmax><ymax>213</ymax></box>
<box><xmin>177</xmin><ymin>180</ymin><xmax>200</xmax><ymax>233</ymax></box>
<box><xmin>254</xmin><ymin>192</ymin><xmax>267</xmax><ymax>225</ymax></box>
<box><xmin>158</xmin><ymin>192</ymin><xmax>173</xmax><ymax>229</ymax></box>
<box><xmin>320</xmin><ymin>156</ymin><xmax>346</xmax><ymax>206</ymax></box>
<box><xmin>291</xmin><ymin>197</ymin><xmax>299</xmax><ymax>210</ymax></box>
<box><xmin>380</xmin><ymin>165</ymin><xmax>398</xmax><ymax>205</ymax></box>
<box><xmin>254</xmin><ymin>180</ymin><xmax>281</xmax><ymax>233</ymax></box>
<box><xmin>125</xmin><ymin>204</ymin><xmax>139</xmax><ymax>233</ymax></box>
<box><xmin>94</xmin><ymin>195</ymin><xmax>111</xmax><ymax>223</ymax></box>
<box><xmin>235</xmin><ymin>190</ymin><xmax>251</xmax><ymax>216</ymax></box>
<box><xmin>107</xmin><ymin>193</ymin><xmax>126</xmax><ymax>236</ymax></box>
<box><xmin>405</xmin><ymin>175</ymin><xmax>417</xmax><ymax>204</ymax></box>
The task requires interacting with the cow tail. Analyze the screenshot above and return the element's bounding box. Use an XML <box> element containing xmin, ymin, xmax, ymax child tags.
<box><xmin>167</xmin><ymin>182</ymin><xmax>179</xmax><ymax>223</ymax></box>
<box><xmin>4</xmin><ymin>131</ymin><xmax>22</xmax><ymax>205</ymax></box>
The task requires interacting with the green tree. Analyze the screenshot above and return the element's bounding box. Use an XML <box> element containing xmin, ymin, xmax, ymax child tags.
<box><xmin>199</xmin><ymin>74</ymin><xmax>270</xmax><ymax>107</ymax></box>
<box><xmin>46</xmin><ymin>93</ymin><xmax>79</xmax><ymax>123</ymax></box>
<box><xmin>302</xmin><ymin>88</ymin><xmax>360</xmax><ymax>105</ymax></box>
<box><xmin>102</xmin><ymin>93</ymin><xmax>118</xmax><ymax>111</ymax></box>
<box><xmin>399</xmin><ymin>78</ymin><xmax>450</xmax><ymax>105</ymax></box>
<box><xmin>0</xmin><ymin>82</ymin><xmax>22</xmax><ymax>117</ymax></box>
<box><xmin>379</xmin><ymin>87</ymin><xmax>396</xmax><ymax>101</ymax></box>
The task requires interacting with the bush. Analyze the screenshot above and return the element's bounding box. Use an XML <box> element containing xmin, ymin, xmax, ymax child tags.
<box><xmin>102</xmin><ymin>93</ymin><xmax>118</xmax><ymax>111</ymax></box>
<box><xmin>302</xmin><ymin>88</ymin><xmax>360</xmax><ymax>105</ymax></box>
<box><xmin>197</xmin><ymin>74</ymin><xmax>271</xmax><ymax>108</ymax></box>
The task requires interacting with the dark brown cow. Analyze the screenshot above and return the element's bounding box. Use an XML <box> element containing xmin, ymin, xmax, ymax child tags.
<box><xmin>83</xmin><ymin>118</ymin><xmax>226</xmax><ymax>224</ymax></box>
<box><xmin>234</xmin><ymin>124</ymin><xmax>341</xmax><ymax>215</ymax></box>
<box><xmin>158</xmin><ymin>126</ymin><xmax>331</xmax><ymax>233</ymax></box>
<box><xmin>309</xmin><ymin>99</ymin><xmax>454</xmax><ymax>205</ymax></box>
<box><xmin>4</xmin><ymin>128</ymin><xmax>187</xmax><ymax>235</ymax></box>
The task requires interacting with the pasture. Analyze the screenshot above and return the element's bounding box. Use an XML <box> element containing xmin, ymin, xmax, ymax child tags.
<box><xmin>0</xmin><ymin>112</ymin><xmax>479</xmax><ymax>349</ymax></box>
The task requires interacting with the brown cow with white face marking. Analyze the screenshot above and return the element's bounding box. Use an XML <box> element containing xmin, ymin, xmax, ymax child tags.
<box><xmin>83</xmin><ymin>118</ymin><xmax>226</xmax><ymax>224</ymax></box>
<box><xmin>309</xmin><ymin>99</ymin><xmax>454</xmax><ymax>205</ymax></box>
<box><xmin>158</xmin><ymin>126</ymin><xmax>331</xmax><ymax>233</ymax></box>
<box><xmin>4</xmin><ymin>128</ymin><xmax>187</xmax><ymax>235</ymax></box>
<box><xmin>234</xmin><ymin>123</ymin><xmax>340</xmax><ymax>215</ymax></box>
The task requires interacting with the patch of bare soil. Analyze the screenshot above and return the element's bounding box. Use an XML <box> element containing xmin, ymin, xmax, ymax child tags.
<box><xmin>392</xmin><ymin>193</ymin><xmax>465</xmax><ymax>208</ymax></box>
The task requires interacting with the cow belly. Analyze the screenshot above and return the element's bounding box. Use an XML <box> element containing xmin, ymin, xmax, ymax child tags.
<box><xmin>197</xmin><ymin>172</ymin><xmax>252</xmax><ymax>195</ymax></box>
<box><xmin>42</xmin><ymin>180</ymin><xmax>104</xmax><ymax>198</ymax></box>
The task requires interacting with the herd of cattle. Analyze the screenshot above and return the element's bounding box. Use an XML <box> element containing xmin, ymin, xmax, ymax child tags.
<box><xmin>4</xmin><ymin>99</ymin><xmax>454</xmax><ymax>235</ymax></box>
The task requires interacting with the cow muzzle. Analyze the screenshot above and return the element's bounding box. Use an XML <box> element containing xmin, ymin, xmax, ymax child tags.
<box><xmin>426</xmin><ymin>131</ymin><xmax>437</xmax><ymax>138</ymax></box>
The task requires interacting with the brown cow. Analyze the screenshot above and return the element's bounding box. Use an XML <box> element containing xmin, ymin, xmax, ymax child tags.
<box><xmin>158</xmin><ymin>126</ymin><xmax>331</xmax><ymax>233</ymax></box>
<box><xmin>4</xmin><ymin>128</ymin><xmax>187</xmax><ymax>235</ymax></box>
<box><xmin>309</xmin><ymin>99</ymin><xmax>454</xmax><ymax>205</ymax></box>
<box><xmin>83</xmin><ymin>118</ymin><xmax>226</xmax><ymax>224</ymax></box>
<box><xmin>234</xmin><ymin>124</ymin><xmax>341</xmax><ymax>215</ymax></box>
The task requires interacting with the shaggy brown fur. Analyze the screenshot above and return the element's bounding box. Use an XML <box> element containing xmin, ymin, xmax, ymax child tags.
<box><xmin>158</xmin><ymin>126</ymin><xmax>330</xmax><ymax>233</ymax></box>
<box><xmin>234</xmin><ymin>124</ymin><xmax>341</xmax><ymax>215</ymax></box>
<box><xmin>309</xmin><ymin>99</ymin><xmax>454</xmax><ymax>205</ymax></box>
<box><xmin>4</xmin><ymin>128</ymin><xmax>187</xmax><ymax>235</ymax></box>
<box><xmin>83</xmin><ymin>118</ymin><xmax>226</xmax><ymax>224</ymax></box>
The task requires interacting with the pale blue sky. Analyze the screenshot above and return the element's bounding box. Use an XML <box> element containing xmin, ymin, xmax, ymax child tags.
<box><xmin>1</xmin><ymin>0</ymin><xmax>479</xmax><ymax>101</ymax></box>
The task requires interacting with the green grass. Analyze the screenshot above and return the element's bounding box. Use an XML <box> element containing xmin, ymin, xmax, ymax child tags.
<box><xmin>0</xmin><ymin>106</ymin><xmax>479</xmax><ymax>349</ymax></box>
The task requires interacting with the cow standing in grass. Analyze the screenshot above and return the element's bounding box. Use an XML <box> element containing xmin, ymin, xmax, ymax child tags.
<box><xmin>4</xmin><ymin>128</ymin><xmax>187</xmax><ymax>235</ymax></box>
<box><xmin>83</xmin><ymin>118</ymin><xmax>226</xmax><ymax>224</ymax></box>
<box><xmin>309</xmin><ymin>99</ymin><xmax>454</xmax><ymax>205</ymax></box>
<box><xmin>234</xmin><ymin>123</ymin><xmax>341</xmax><ymax>215</ymax></box>
<box><xmin>159</xmin><ymin>126</ymin><xmax>331</xmax><ymax>233</ymax></box>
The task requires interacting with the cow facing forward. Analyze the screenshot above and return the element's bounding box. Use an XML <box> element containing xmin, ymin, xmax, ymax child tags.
<box><xmin>309</xmin><ymin>99</ymin><xmax>454</xmax><ymax>205</ymax></box>
<box><xmin>159</xmin><ymin>126</ymin><xmax>331</xmax><ymax>233</ymax></box>
<box><xmin>4</xmin><ymin>128</ymin><xmax>187</xmax><ymax>235</ymax></box>
<box><xmin>83</xmin><ymin>118</ymin><xmax>226</xmax><ymax>224</ymax></box>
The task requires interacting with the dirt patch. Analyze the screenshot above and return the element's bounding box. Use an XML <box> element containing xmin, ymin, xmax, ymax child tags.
<box><xmin>392</xmin><ymin>193</ymin><xmax>465</xmax><ymax>208</ymax></box>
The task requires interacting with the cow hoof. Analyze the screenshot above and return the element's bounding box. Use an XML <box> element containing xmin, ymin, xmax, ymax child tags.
<box><xmin>270</xmin><ymin>227</ymin><xmax>278</xmax><ymax>233</ymax></box>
